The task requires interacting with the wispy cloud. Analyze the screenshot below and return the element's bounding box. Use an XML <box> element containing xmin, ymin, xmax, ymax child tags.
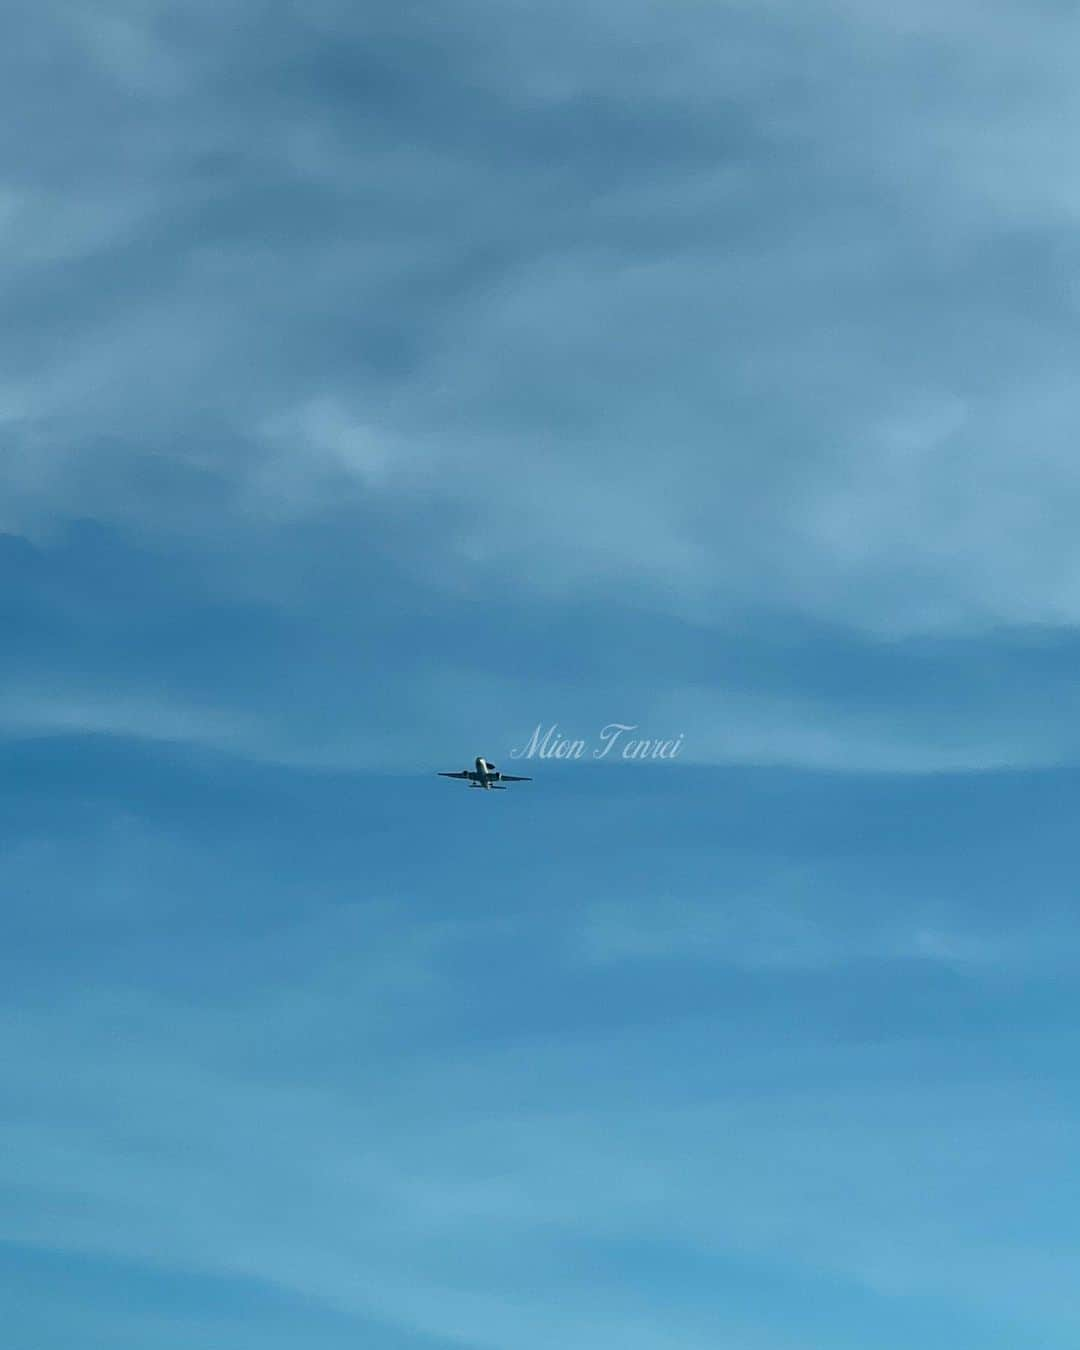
<box><xmin>3</xmin><ymin>951</ymin><xmax>1076</xmax><ymax>1349</ymax></box>
<box><xmin>573</xmin><ymin>891</ymin><xmax>1006</xmax><ymax>972</ymax></box>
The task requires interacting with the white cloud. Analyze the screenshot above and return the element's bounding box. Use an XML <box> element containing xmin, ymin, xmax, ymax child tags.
<box><xmin>0</xmin><ymin>689</ymin><xmax>266</xmax><ymax>752</ymax></box>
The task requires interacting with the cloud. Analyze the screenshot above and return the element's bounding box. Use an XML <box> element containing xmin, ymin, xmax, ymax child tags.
<box><xmin>5</xmin><ymin>10</ymin><xmax>1080</xmax><ymax>1346</ymax></box>
<box><xmin>573</xmin><ymin>891</ymin><xmax>1005</xmax><ymax>972</ymax></box>
<box><xmin>3</xmin><ymin>951</ymin><xmax>1076</xmax><ymax>1348</ymax></box>
<box><xmin>5</xmin><ymin>726</ymin><xmax>1079</xmax><ymax>1346</ymax></box>
<box><xmin>3</xmin><ymin>0</ymin><xmax>1080</xmax><ymax>776</ymax></box>
<box><xmin>2</xmin><ymin>0</ymin><xmax>1079</xmax><ymax>638</ymax></box>
<box><xmin>0</xmin><ymin>690</ymin><xmax>264</xmax><ymax>752</ymax></box>
<box><xmin>6</xmin><ymin>515</ymin><xmax>1080</xmax><ymax>776</ymax></box>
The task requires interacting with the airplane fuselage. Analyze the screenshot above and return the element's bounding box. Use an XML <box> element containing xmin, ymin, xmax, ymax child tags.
<box><xmin>437</xmin><ymin>756</ymin><xmax>529</xmax><ymax>790</ymax></box>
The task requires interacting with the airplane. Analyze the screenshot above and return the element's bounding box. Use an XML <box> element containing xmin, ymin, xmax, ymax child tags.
<box><xmin>437</xmin><ymin>757</ymin><xmax>532</xmax><ymax>790</ymax></box>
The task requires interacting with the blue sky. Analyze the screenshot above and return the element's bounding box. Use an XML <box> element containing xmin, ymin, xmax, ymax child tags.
<box><xmin>3</xmin><ymin>1</ymin><xmax>1080</xmax><ymax>1346</ymax></box>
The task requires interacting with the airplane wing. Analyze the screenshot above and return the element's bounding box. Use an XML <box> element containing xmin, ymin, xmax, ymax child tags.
<box><xmin>437</xmin><ymin>771</ymin><xmax>471</xmax><ymax>779</ymax></box>
<box><xmin>498</xmin><ymin>774</ymin><xmax>531</xmax><ymax>782</ymax></box>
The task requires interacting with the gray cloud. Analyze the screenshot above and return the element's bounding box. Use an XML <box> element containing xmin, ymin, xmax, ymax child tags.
<box><xmin>4</xmin><ymin>0</ymin><xmax>1079</xmax><ymax>633</ymax></box>
<box><xmin>5</xmin><ymin>0</ymin><xmax>1080</xmax><ymax>788</ymax></box>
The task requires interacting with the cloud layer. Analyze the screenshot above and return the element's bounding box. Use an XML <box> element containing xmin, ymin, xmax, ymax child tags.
<box><xmin>4</xmin><ymin>0</ymin><xmax>1080</xmax><ymax>631</ymax></box>
<box><xmin>4</xmin><ymin>12</ymin><xmax>1080</xmax><ymax>1344</ymax></box>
